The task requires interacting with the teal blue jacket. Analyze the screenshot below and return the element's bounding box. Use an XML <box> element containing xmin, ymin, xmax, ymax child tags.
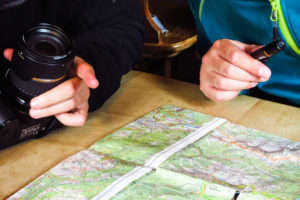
<box><xmin>188</xmin><ymin>0</ymin><xmax>300</xmax><ymax>106</ymax></box>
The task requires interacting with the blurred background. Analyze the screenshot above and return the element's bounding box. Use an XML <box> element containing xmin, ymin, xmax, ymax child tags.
<box><xmin>136</xmin><ymin>0</ymin><xmax>201</xmax><ymax>84</ymax></box>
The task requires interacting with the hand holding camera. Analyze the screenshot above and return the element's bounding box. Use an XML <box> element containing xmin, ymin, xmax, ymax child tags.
<box><xmin>0</xmin><ymin>23</ymin><xmax>99</xmax><ymax>149</ymax></box>
<box><xmin>4</xmin><ymin>50</ymin><xmax>99</xmax><ymax>126</ymax></box>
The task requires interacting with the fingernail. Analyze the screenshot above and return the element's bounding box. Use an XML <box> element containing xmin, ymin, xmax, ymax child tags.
<box><xmin>252</xmin><ymin>82</ymin><xmax>258</xmax><ymax>87</ymax></box>
<box><xmin>260</xmin><ymin>77</ymin><xmax>268</xmax><ymax>82</ymax></box>
<box><xmin>30</xmin><ymin>98</ymin><xmax>41</xmax><ymax>108</ymax></box>
<box><xmin>30</xmin><ymin>109</ymin><xmax>40</xmax><ymax>118</ymax></box>
<box><xmin>92</xmin><ymin>79</ymin><xmax>99</xmax><ymax>87</ymax></box>
<box><xmin>259</xmin><ymin>68</ymin><xmax>270</xmax><ymax>79</ymax></box>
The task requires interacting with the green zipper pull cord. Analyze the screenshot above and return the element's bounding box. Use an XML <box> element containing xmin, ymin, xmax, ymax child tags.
<box><xmin>269</xmin><ymin>0</ymin><xmax>300</xmax><ymax>56</ymax></box>
<box><xmin>269</xmin><ymin>0</ymin><xmax>279</xmax><ymax>41</ymax></box>
<box><xmin>269</xmin><ymin>0</ymin><xmax>278</xmax><ymax>21</ymax></box>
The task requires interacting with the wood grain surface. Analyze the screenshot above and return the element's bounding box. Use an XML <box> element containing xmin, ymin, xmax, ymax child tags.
<box><xmin>0</xmin><ymin>71</ymin><xmax>299</xmax><ymax>199</ymax></box>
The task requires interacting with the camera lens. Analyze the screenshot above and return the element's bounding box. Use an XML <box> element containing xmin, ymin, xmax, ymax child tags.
<box><xmin>9</xmin><ymin>23</ymin><xmax>74</xmax><ymax>112</ymax></box>
<box><xmin>30</xmin><ymin>40</ymin><xmax>59</xmax><ymax>56</ymax></box>
<box><xmin>24</xmin><ymin>26</ymin><xmax>70</xmax><ymax>57</ymax></box>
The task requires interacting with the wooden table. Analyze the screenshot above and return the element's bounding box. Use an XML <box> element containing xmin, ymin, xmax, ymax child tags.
<box><xmin>1</xmin><ymin>71</ymin><xmax>300</xmax><ymax>199</ymax></box>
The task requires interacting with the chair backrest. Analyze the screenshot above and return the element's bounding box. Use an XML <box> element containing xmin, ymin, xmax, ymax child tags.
<box><xmin>142</xmin><ymin>0</ymin><xmax>197</xmax><ymax>58</ymax></box>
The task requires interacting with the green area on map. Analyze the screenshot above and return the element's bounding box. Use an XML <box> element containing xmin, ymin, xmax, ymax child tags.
<box><xmin>9</xmin><ymin>105</ymin><xmax>300</xmax><ymax>200</ymax></box>
<box><xmin>113</xmin><ymin>168</ymin><xmax>236</xmax><ymax>200</ymax></box>
<box><xmin>161</xmin><ymin>122</ymin><xmax>300</xmax><ymax>200</ymax></box>
<box><xmin>10</xmin><ymin>150</ymin><xmax>136</xmax><ymax>200</ymax></box>
<box><xmin>89</xmin><ymin>105</ymin><xmax>214</xmax><ymax>165</ymax></box>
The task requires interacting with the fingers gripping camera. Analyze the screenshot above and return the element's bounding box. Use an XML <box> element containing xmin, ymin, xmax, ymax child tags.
<box><xmin>0</xmin><ymin>23</ymin><xmax>74</xmax><ymax>149</ymax></box>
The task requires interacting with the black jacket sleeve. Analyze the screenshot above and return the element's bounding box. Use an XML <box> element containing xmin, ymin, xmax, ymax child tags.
<box><xmin>73</xmin><ymin>0</ymin><xmax>145</xmax><ymax>111</ymax></box>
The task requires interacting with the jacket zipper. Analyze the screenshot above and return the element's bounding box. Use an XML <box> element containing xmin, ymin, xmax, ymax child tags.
<box><xmin>199</xmin><ymin>0</ymin><xmax>300</xmax><ymax>56</ymax></box>
<box><xmin>269</xmin><ymin>0</ymin><xmax>300</xmax><ymax>56</ymax></box>
<box><xmin>0</xmin><ymin>0</ymin><xmax>27</xmax><ymax>11</ymax></box>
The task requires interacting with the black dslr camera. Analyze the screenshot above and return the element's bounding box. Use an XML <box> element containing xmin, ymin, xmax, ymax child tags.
<box><xmin>0</xmin><ymin>23</ymin><xmax>74</xmax><ymax>149</ymax></box>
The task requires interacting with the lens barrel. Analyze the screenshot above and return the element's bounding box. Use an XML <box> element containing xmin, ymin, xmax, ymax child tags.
<box><xmin>9</xmin><ymin>23</ymin><xmax>74</xmax><ymax>112</ymax></box>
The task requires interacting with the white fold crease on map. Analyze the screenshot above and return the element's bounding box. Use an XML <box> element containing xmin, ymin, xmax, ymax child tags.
<box><xmin>8</xmin><ymin>105</ymin><xmax>300</xmax><ymax>200</ymax></box>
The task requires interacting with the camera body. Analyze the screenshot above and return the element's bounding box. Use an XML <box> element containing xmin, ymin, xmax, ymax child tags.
<box><xmin>0</xmin><ymin>93</ymin><xmax>54</xmax><ymax>149</ymax></box>
<box><xmin>0</xmin><ymin>23</ymin><xmax>74</xmax><ymax>150</ymax></box>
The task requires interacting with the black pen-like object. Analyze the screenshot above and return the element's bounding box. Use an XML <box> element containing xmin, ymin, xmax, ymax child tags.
<box><xmin>250</xmin><ymin>40</ymin><xmax>285</xmax><ymax>62</ymax></box>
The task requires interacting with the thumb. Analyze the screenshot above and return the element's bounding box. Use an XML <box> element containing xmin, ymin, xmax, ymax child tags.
<box><xmin>3</xmin><ymin>48</ymin><xmax>14</xmax><ymax>61</ymax></box>
<box><xmin>75</xmin><ymin>57</ymin><xmax>99</xmax><ymax>89</ymax></box>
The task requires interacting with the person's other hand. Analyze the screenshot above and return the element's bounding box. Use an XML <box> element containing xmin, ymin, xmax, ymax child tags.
<box><xmin>4</xmin><ymin>48</ymin><xmax>99</xmax><ymax>126</ymax></box>
<box><xmin>200</xmin><ymin>39</ymin><xmax>271</xmax><ymax>102</ymax></box>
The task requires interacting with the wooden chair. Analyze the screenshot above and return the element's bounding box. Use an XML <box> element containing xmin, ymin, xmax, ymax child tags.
<box><xmin>142</xmin><ymin>0</ymin><xmax>197</xmax><ymax>77</ymax></box>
